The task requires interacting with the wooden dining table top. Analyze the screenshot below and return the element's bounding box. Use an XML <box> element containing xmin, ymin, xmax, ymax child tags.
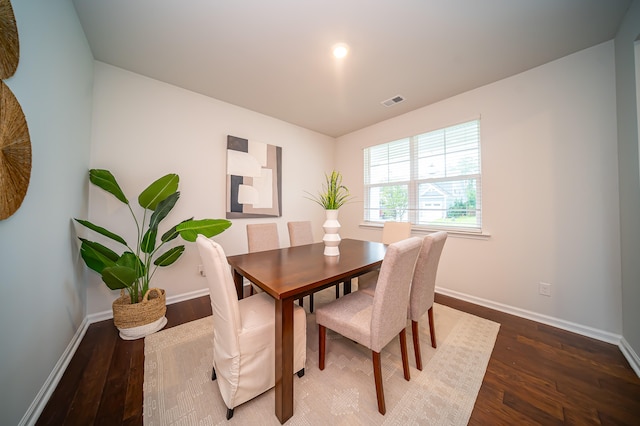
<box><xmin>226</xmin><ymin>238</ymin><xmax>387</xmax><ymax>299</ymax></box>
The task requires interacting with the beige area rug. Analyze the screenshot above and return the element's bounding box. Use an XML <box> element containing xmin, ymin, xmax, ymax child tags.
<box><xmin>143</xmin><ymin>288</ymin><xmax>500</xmax><ymax>425</ymax></box>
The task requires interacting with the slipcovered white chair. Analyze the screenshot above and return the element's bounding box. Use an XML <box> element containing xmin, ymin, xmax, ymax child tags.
<box><xmin>196</xmin><ymin>235</ymin><xmax>306</xmax><ymax>420</ymax></box>
<box><xmin>315</xmin><ymin>237</ymin><xmax>423</xmax><ymax>415</ymax></box>
<box><xmin>287</xmin><ymin>221</ymin><xmax>316</xmax><ymax>310</ymax></box>
<box><xmin>361</xmin><ymin>231</ymin><xmax>448</xmax><ymax>370</ymax></box>
<box><xmin>357</xmin><ymin>221</ymin><xmax>412</xmax><ymax>292</ymax></box>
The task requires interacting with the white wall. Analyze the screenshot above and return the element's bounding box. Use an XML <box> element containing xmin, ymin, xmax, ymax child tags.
<box><xmin>86</xmin><ymin>62</ymin><xmax>335</xmax><ymax>314</ymax></box>
<box><xmin>615</xmin><ymin>0</ymin><xmax>640</xmax><ymax>366</ymax></box>
<box><xmin>336</xmin><ymin>41</ymin><xmax>622</xmax><ymax>336</ymax></box>
<box><xmin>0</xmin><ymin>1</ymin><xmax>94</xmax><ymax>425</ymax></box>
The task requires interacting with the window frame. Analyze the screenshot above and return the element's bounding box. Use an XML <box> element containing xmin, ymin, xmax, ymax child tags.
<box><xmin>363</xmin><ymin>119</ymin><xmax>483</xmax><ymax>235</ymax></box>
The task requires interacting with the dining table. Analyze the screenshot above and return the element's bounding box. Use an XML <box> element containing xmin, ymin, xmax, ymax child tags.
<box><xmin>226</xmin><ymin>238</ymin><xmax>387</xmax><ymax>424</ymax></box>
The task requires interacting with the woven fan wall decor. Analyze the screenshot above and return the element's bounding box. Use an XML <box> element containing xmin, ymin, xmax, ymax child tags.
<box><xmin>0</xmin><ymin>83</ymin><xmax>31</xmax><ymax>220</ymax></box>
<box><xmin>0</xmin><ymin>0</ymin><xmax>19</xmax><ymax>79</ymax></box>
<box><xmin>0</xmin><ymin>0</ymin><xmax>30</xmax><ymax>220</ymax></box>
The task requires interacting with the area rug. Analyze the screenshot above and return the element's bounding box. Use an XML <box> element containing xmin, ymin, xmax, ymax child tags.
<box><xmin>143</xmin><ymin>289</ymin><xmax>499</xmax><ymax>425</ymax></box>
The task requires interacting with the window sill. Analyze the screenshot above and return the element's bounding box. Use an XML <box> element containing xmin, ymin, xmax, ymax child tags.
<box><xmin>358</xmin><ymin>222</ymin><xmax>491</xmax><ymax>240</ymax></box>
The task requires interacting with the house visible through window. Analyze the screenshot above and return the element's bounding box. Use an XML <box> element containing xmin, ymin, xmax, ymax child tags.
<box><xmin>363</xmin><ymin>119</ymin><xmax>482</xmax><ymax>232</ymax></box>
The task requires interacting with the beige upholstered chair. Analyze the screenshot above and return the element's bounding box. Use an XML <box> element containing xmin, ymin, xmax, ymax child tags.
<box><xmin>287</xmin><ymin>221</ymin><xmax>314</xmax><ymax>247</ymax></box>
<box><xmin>246</xmin><ymin>223</ymin><xmax>280</xmax><ymax>294</ymax></box>
<box><xmin>361</xmin><ymin>231</ymin><xmax>448</xmax><ymax>370</ymax></box>
<box><xmin>196</xmin><ymin>236</ymin><xmax>306</xmax><ymax>420</ymax></box>
<box><xmin>381</xmin><ymin>221</ymin><xmax>412</xmax><ymax>245</ymax></box>
<box><xmin>287</xmin><ymin>221</ymin><xmax>316</xmax><ymax>310</ymax></box>
<box><xmin>315</xmin><ymin>237</ymin><xmax>423</xmax><ymax>415</ymax></box>
<box><xmin>247</xmin><ymin>222</ymin><xmax>280</xmax><ymax>253</ymax></box>
<box><xmin>357</xmin><ymin>221</ymin><xmax>412</xmax><ymax>292</ymax></box>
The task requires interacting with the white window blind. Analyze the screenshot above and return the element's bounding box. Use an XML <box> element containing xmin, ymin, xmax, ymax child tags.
<box><xmin>363</xmin><ymin>120</ymin><xmax>482</xmax><ymax>232</ymax></box>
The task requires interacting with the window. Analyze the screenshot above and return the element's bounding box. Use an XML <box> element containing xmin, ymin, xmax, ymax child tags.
<box><xmin>363</xmin><ymin>119</ymin><xmax>482</xmax><ymax>232</ymax></box>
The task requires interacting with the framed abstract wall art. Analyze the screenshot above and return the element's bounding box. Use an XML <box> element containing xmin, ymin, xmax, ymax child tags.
<box><xmin>226</xmin><ymin>135</ymin><xmax>282</xmax><ymax>218</ymax></box>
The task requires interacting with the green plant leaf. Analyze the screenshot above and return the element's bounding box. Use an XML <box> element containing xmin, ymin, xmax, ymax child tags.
<box><xmin>89</xmin><ymin>169</ymin><xmax>128</xmax><ymax>204</ymax></box>
<box><xmin>138</xmin><ymin>173</ymin><xmax>179</xmax><ymax>211</ymax></box>
<box><xmin>79</xmin><ymin>239</ymin><xmax>119</xmax><ymax>274</ymax></box>
<box><xmin>141</xmin><ymin>228</ymin><xmax>157</xmax><ymax>254</ymax></box>
<box><xmin>176</xmin><ymin>219</ymin><xmax>232</xmax><ymax>242</ymax></box>
<box><xmin>154</xmin><ymin>245</ymin><xmax>185</xmax><ymax>266</ymax></box>
<box><xmin>161</xmin><ymin>218</ymin><xmax>193</xmax><ymax>243</ymax></box>
<box><xmin>148</xmin><ymin>191</ymin><xmax>180</xmax><ymax>231</ymax></box>
<box><xmin>74</xmin><ymin>218</ymin><xmax>128</xmax><ymax>246</ymax></box>
<box><xmin>116</xmin><ymin>251</ymin><xmax>145</xmax><ymax>278</ymax></box>
<box><xmin>101</xmin><ymin>265</ymin><xmax>138</xmax><ymax>290</ymax></box>
<box><xmin>305</xmin><ymin>170</ymin><xmax>354</xmax><ymax>210</ymax></box>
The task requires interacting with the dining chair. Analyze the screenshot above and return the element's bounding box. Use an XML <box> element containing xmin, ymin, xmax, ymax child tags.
<box><xmin>247</xmin><ymin>222</ymin><xmax>280</xmax><ymax>253</ymax></box>
<box><xmin>315</xmin><ymin>237</ymin><xmax>423</xmax><ymax>415</ymax></box>
<box><xmin>196</xmin><ymin>235</ymin><xmax>306</xmax><ymax>420</ymax></box>
<box><xmin>361</xmin><ymin>231</ymin><xmax>448</xmax><ymax>370</ymax></box>
<box><xmin>357</xmin><ymin>221</ymin><xmax>412</xmax><ymax>293</ymax></box>
<box><xmin>246</xmin><ymin>223</ymin><xmax>280</xmax><ymax>294</ymax></box>
<box><xmin>287</xmin><ymin>221</ymin><xmax>317</xmax><ymax>311</ymax></box>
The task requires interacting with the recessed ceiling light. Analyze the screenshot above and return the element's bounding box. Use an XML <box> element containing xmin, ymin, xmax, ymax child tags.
<box><xmin>332</xmin><ymin>43</ymin><xmax>349</xmax><ymax>59</ymax></box>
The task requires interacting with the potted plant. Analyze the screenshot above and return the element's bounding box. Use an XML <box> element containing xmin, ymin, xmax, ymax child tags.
<box><xmin>75</xmin><ymin>169</ymin><xmax>232</xmax><ymax>339</ymax></box>
<box><xmin>305</xmin><ymin>170</ymin><xmax>354</xmax><ymax>255</ymax></box>
<box><xmin>306</xmin><ymin>170</ymin><xmax>354</xmax><ymax>210</ymax></box>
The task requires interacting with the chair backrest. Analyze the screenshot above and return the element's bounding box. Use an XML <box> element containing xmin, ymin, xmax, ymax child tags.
<box><xmin>409</xmin><ymin>232</ymin><xmax>448</xmax><ymax>321</ymax></box>
<box><xmin>196</xmin><ymin>236</ymin><xmax>241</xmax><ymax>356</ymax></box>
<box><xmin>370</xmin><ymin>236</ymin><xmax>422</xmax><ymax>352</ymax></box>
<box><xmin>381</xmin><ymin>221</ymin><xmax>412</xmax><ymax>244</ymax></box>
<box><xmin>247</xmin><ymin>223</ymin><xmax>280</xmax><ymax>252</ymax></box>
<box><xmin>287</xmin><ymin>221</ymin><xmax>314</xmax><ymax>246</ymax></box>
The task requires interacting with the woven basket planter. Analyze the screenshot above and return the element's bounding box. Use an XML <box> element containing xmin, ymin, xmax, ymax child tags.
<box><xmin>112</xmin><ymin>288</ymin><xmax>167</xmax><ymax>340</ymax></box>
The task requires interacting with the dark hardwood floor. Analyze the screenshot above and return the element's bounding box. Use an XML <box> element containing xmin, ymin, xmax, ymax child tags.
<box><xmin>36</xmin><ymin>293</ymin><xmax>640</xmax><ymax>425</ymax></box>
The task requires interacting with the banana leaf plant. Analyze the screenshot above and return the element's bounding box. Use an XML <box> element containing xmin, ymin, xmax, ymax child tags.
<box><xmin>75</xmin><ymin>169</ymin><xmax>232</xmax><ymax>304</ymax></box>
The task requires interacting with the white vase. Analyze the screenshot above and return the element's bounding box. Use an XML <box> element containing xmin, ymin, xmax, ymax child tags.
<box><xmin>322</xmin><ymin>209</ymin><xmax>341</xmax><ymax>256</ymax></box>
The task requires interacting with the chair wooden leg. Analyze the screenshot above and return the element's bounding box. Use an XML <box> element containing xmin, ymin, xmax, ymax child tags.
<box><xmin>411</xmin><ymin>320</ymin><xmax>422</xmax><ymax>371</ymax></box>
<box><xmin>319</xmin><ymin>325</ymin><xmax>326</xmax><ymax>370</ymax></box>
<box><xmin>297</xmin><ymin>368</ymin><xmax>305</xmax><ymax>378</ymax></box>
<box><xmin>335</xmin><ymin>283</ymin><xmax>340</xmax><ymax>299</ymax></box>
<box><xmin>211</xmin><ymin>366</ymin><xmax>217</xmax><ymax>380</ymax></box>
<box><xmin>428</xmin><ymin>306</ymin><xmax>437</xmax><ymax>348</ymax></box>
<box><xmin>310</xmin><ymin>294</ymin><xmax>314</xmax><ymax>313</ymax></box>
<box><xmin>298</xmin><ymin>297</ymin><xmax>304</xmax><ymax>307</ymax></box>
<box><xmin>372</xmin><ymin>351</ymin><xmax>386</xmax><ymax>415</ymax></box>
<box><xmin>399</xmin><ymin>329</ymin><xmax>411</xmax><ymax>381</ymax></box>
<box><xmin>226</xmin><ymin>408</ymin><xmax>234</xmax><ymax>420</ymax></box>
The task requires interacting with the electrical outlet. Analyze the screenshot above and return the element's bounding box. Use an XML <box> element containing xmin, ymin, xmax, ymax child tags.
<box><xmin>198</xmin><ymin>264</ymin><xmax>206</xmax><ymax>277</ymax></box>
<box><xmin>539</xmin><ymin>282</ymin><xmax>551</xmax><ymax>297</ymax></box>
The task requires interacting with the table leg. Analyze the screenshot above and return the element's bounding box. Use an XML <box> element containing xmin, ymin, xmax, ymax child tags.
<box><xmin>343</xmin><ymin>279</ymin><xmax>352</xmax><ymax>295</ymax></box>
<box><xmin>232</xmin><ymin>269</ymin><xmax>244</xmax><ymax>300</ymax></box>
<box><xmin>274</xmin><ymin>298</ymin><xmax>294</xmax><ymax>423</ymax></box>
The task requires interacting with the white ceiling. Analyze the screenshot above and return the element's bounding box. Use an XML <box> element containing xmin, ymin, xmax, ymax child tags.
<box><xmin>72</xmin><ymin>0</ymin><xmax>631</xmax><ymax>138</ymax></box>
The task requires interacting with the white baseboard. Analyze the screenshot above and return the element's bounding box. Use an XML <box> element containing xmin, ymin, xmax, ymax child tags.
<box><xmin>619</xmin><ymin>337</ymin><xmax>640</xmax><ymax>377</ymax></box>
<box><xmin>440</xmin><ymin>286</ymin><xmax>639</xmax><ymax>378</ymax></box>
<box><xmin>436</xmin><ymin>286</ymin><xmax>622</xmax><ymax>345</ymax></box>
<box><xmin>19</xmin><ymin>317</ymin><xmax>91</xmax><ymax>426</ymax></box>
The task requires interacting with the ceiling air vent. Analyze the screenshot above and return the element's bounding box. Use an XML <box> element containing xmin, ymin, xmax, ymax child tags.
<box><xmin>381</xmin><ymin>95</ymin><xmax>405</xmax><ymax>107</ymax></box>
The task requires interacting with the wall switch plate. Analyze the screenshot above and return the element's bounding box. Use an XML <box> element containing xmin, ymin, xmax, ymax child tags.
<box><xmin>539</xmin><ymin>282</ymin><xmax>551</xmax><ymax>296</ymax></box>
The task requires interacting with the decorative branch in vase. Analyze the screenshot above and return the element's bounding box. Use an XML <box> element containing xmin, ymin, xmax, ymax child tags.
<box><xmin>305</xmin><ymin>171</ymin><xmax>355</xmax><ymax>256</ymax></box>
